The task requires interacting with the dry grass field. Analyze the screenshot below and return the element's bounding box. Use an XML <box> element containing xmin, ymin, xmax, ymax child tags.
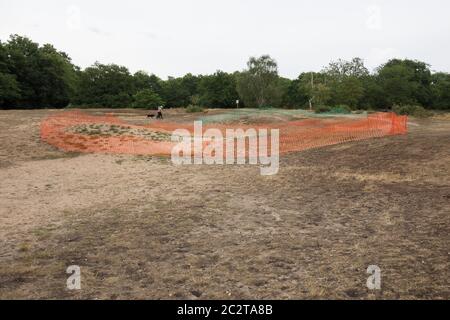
<box><xmin>0</xmin><ymin>109</ymin><xmax>449</xmax><ymax>299</ymax></box>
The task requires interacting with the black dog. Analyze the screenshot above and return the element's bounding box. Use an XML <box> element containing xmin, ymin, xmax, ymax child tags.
<box><xmin>147</xmin><ymin>111</ymin><xmax>163</xmax><ymax>119</ymax></box>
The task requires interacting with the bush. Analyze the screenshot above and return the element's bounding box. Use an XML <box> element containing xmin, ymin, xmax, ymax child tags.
<box><xmin>132</xmin><ymin>89</ymin><xmax>164</xmax><ymax>109</ymax></box>
<box><xmin>330</xmin><ymin>105</ymin><xmax>352</xmax><ymax>114</ymax></box>
<box><xmin>186</xmin><ymin>105</ymin><xmax>205</xmax><ymax>113</ymax></box>
<box><xmin>314</xmin><ymin>105</ymin><xmax>331</xmax><ymax>113</ymax></box>
<box><xmin>315</xmin><ymin>105</ymin><xmax>352</xmax><ymax>114</ymax></box>
<box><xmin>393</xmin><ymin>105</ymin><xmax>433</xmax><ymax>118</ymax></box>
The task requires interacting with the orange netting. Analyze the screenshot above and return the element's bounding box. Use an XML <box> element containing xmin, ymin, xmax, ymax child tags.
<box><xmin>40</xmin><ymin>110</ymin><xmax>408</xmax><ymax>156</ymax></box>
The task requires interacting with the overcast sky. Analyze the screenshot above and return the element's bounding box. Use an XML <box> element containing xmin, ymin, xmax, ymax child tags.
<box><xmin>1</xmin><ymin>0</ymin><xmax>449</xmax><ymax>79</ymax></box>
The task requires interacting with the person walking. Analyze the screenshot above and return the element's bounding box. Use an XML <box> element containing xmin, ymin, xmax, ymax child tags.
<box><xmin>156</xmin><ymin>105</ymin><xmax>164</xmax><ymax>119</ymax></box>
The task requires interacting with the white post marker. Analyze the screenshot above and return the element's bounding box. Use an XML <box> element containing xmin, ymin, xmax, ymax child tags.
<box><xmin>236</xmin><ymin>100</ymin><xmax>239</xmax><ymax>109</ymax></box>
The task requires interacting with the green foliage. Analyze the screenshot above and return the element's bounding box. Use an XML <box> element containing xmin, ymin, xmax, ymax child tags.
<box><xmin>377</xmin><ymin>59</ymin><xmax>432</xmax><ymax>107</ymax></box>
<box><xmin>160</xmin><ymin>75</ymin><xmax>199</xmax><ymax>108</ymax></box>
<box><xmin>392</xmin><ymin>105</ymin><xmax>433</xmax><ymax>118</ymax></box>
<box><xmin>0</xmin><ymin>72</ymin><xmax>21</xmax><ymax>106</ymax></box>
<box><xmin>1</xmin><ymin>35</ymin><xmax>449</xmax><ymax>111</ymax></box>
<box><xmin>314</xmin><ymin>105</ymin><xmax>331</xmax><ymax>113</ymax></box>
<box><xmin>311</xmin><ymin>83</ymin><xmax>332</xmax><ymax>106</ymax></box>
<box><xmin>1</xmin><ymin>35</ymin><xmax>77</xmax><ymax>108</ymax></box>
<box><xmin>314</xmin><ymin>105</ymin><xmax>351</xmax><ymax>114</ymax></box>
<box><xmin>330</xmin><ymin>105</ymin><xmax>352</xmax><ymax>114</ymax></box>
<box><xmin>190</xmin><ymin>94</ymin><xmax>201</xmax><ymax>106</ymax></box>
<box><xmin>0</xmin><ymin>40</ymin><xmax>21</xmax><ymax>106</ymax></box>
<box><xmin>282</xmin><ymin>77</ymin><xmax>309</xmax><ymax>108</ymax></box>
<box><xmin>323</xmin><ymin>58</ymin><xmax>367</xmax><ymax>109</ymax></box>
<box><xmin>186</xmin><ymin>94</ymin><xmax>205</xmax><ymax>113</ymax></box>
<box><xmin>132</xmin><ymin>89</ymin><xmax>164</xmax><ymax>109</ymax></box>
<box><xmin>186</xmin><ymin>105</ymin><xmax>205</xmax><ymax>113</ymax></box>
<box><xmin>236</xmin><ymin>55</ymin><xmax>283</xmax><ymax>108</ymax></box>
<box><xmin>133</xmin><ymin>71</ymin><xmax>163</xmax><ymax>95</ymax></box>
<box><xmin>198</xmin><ymin>71</ymin><xmax>238</xmax><ymax>108</ymax></box>
<box><xmin>360</xmin><ymin>75</ymin><xmax>388</xmax><ymax>109</ymax></box>
<box><xmin>298</xmin><ymin>72</ymin><xmax>331</xmax><ymax>108</ymax></box>
<box><xmin>431</xmin><ymin>73</ymin><xmax>450</xmax><ymax>109</ymax></box>
<box><xmin>323</xmin><ymin>58</ymin><xmax>369</xmax><ymax>79</ymax></box>
<box><xmin>73</xmin><ymin>62</ymin><xmax>134</xmax><ymax>107</ymax></box>
<box><xmin>329</xmin><ymin>76</ymin><xmax>364</xmax><ymax>109</ymax></box>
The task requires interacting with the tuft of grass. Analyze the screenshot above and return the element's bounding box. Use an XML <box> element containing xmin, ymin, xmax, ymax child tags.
<box><xmin>33</xmin><ymin>226</ymin><xmax>56</xmax><ymax>240</ymax></box>
<box><xmin>18</xmin><ymin>242</ymin><xmax>31</xmax><ymax>252</ymax></box>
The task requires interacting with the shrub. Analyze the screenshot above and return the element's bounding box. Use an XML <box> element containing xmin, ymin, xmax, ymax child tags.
<box><xmin>393</xmin><ymin>105</ymin><xmax>433</xmax><ymax>118</ymax></box>
<box><xmin>132</xmin><ymin>89</ymin><xmax>164</xmax><ymax>109</ymax></box>
<box><xmin>186</xmin><ymin>105</ymin><xmax>205</xmax><ymax>113</ymax></box>
<box><xmin>330</xmin><ymin>105</ymin><xmax>352</xmax><ymax>114</ymax></box>
<box><xmin>314</xmin><ymin>105</ymin><xmax>331</xmax><ymax>113</ymax></box>
<box><xmin>315</xmin><ymin>105</ymin><xmax>352</xmax><ymax>114</ymax></box>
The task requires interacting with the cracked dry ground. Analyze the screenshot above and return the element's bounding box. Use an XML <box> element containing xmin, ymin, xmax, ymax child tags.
<box><xmin>0</xmin><ymin>109</ymin><xmax>449</xmax><ymax>299</ymax></box>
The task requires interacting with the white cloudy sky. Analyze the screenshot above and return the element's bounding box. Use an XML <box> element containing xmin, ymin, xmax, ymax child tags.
<box><xmin>1</xmin><ymin>0</ymin><xmax>449</xmax><ymax>78</ymax></box>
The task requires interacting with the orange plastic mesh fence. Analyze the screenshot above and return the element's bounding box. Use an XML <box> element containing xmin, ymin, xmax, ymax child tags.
<box><xmin>40</xmin><ymin>111</ymin><xmax>408</xmax><ymax>156</ymax></box>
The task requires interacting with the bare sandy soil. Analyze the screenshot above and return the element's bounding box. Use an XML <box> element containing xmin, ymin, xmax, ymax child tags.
<box><xmin>0</xmin><ymin>109</ymin><xmax>449</xmax><ymax>299</ymax></box>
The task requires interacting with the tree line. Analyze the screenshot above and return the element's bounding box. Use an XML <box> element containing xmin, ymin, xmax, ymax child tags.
<box><xmin>1</xmin><ymin>35</ymin><xmax>449</xmax><ymax>110</ymax></box>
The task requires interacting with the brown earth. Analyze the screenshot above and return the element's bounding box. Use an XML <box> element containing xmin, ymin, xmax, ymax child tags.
<box><xmin>0</xmin><ymin>108</ymin><xmax>449</xmax><ymax>299</ymax></box>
